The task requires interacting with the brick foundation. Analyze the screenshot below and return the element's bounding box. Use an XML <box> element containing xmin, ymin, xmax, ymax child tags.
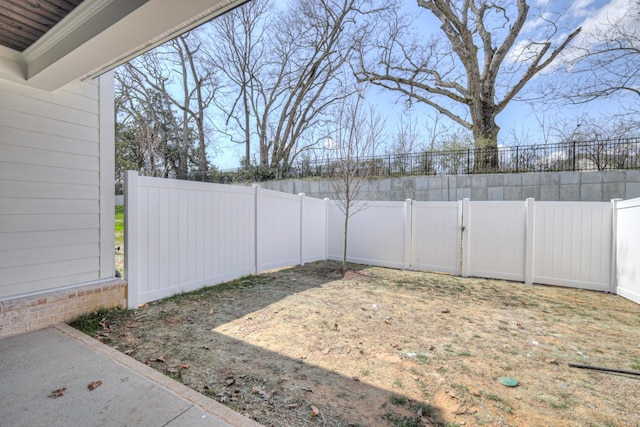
<box><xmin>0</xmin><ymin>279</ymin><xmax>127</xmax><ymax>338</ymax></box>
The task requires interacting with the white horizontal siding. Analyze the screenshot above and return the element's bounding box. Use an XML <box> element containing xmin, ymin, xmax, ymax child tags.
<box><xmin>0</xmin><ymin>181</ymin><xmax>98</xmax><ymax>199</ymax></box>
<box><xmin>0</xmin><ymin>229</ymin><xmax>99</xmax><ymax>250</ymax></box>
<box><xmin>0</xmin><ymin>214</ymin><xmax>98</xmax><ymax>232</ymax></box>
<box><xmin>0</xmin><ymin>199</ymin><xmax>99</xmax><ymax>215</ymax></box>
<box><xmin>0</xmin><ymin>127</ymin><xmax>100</xmax><ymax>157</ymax></box>
<box><xmin>0</xmin><ymin>161</ymin><xmax>99</xmax><ymax>185</ymax></box>
<box><xmin>0</xmin><ymin>77</ymin><xmax>105</xmax><ymax>299</ymax></box>
<box><xmin>0</xmin><ymin>144</ymin><xmax>99</xmax><ymax>171</ymax></box>
<box><xmin>0</xmin><ymin>78</ymin><xmax>99</xmax><ymax>113</ymax></box>
<box><xmin>0</xmin><ymin>244</ymin><xmax>99</xmax><ymax>269</ymax></box>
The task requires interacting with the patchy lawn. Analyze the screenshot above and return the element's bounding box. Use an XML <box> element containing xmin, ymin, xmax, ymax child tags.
<box><xmin>73</xmin><ymin>261</ymin><xmax>640</xmax><ymax>427</ymax></box>
<box><xmin>115</xmin><ymin>205</ymin><xmax>124</xmax><ymax>277</ymax></box>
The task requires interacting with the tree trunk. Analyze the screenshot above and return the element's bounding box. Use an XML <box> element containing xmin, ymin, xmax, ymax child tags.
<box><xmin>342</xmin><ymin>204</ymin><xmax>349</xmax><ymax>272</ymax></box>
<box><xmin>471</xmin><ymin>100</ymin><xmax>500</xmax><ymax>173</ymax></box>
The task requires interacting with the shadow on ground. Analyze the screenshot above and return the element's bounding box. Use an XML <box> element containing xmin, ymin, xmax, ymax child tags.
<box><xmin>77</xmin><ymin>261</ymin><xmax>447</xmax><ymax>426</ymax></box>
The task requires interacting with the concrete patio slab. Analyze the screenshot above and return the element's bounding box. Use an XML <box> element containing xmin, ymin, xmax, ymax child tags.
<box><xmin>0</xmin><ymin>324</ymin><xmax>260</xmax><ymax>427</ymax></box>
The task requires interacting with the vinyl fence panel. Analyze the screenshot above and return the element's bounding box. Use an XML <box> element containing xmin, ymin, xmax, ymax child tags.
<box><xmin>256</xmin><ymin>188</ymin><xmax>302</xmax><ymax>272</ymax></box>
<box><xmin>126</xmin><ymin>173</ymin><xmax>256</xmax><ymax>307</ymax></box>
<box><xmin>328</xmin><ymin>201</ymin><xmax>408</xmax><ymax>269</ymax></box>
<box><xmin>615</xmin><ymin>197</ymin><xmax>640</xmax><ymax>303</ymax></box>
<box><xmin>411</xmin><ymin>201</ymin><xmax>461</xmax><ymax>274</ymax></box>
<box><xmin>464</xmin><ymin>201</ymin><xmax>527</xmax><ymax>281</ymax></box>
<box><xmin>126</xmin><ymin>171</ymin><xmax>636</xmax><ymax>307</ymax></box>
<box><xmin>302</xmin><ymin>195</ymin><xmax>329</xmax><ymax>263</ymax></box>
<box><xmin>533</xmin><ymin>202</ymin><xmax>613</xmax><ymax>292</ymax></box>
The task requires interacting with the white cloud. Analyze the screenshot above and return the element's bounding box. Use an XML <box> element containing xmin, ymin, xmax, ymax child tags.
<box><xmin>569</xmin><ymin>0</ymin><xmax>598</xmax><ymax>18</ymax></box>
<box><xmin>577</xmin><ymin>0</ymin><xmax>635</xmax><ymax>42</ymax></box>
<box><xmin>522</xmin><ymin>0</ymin><xmax>636</xmax><ymax>72</ymax></box>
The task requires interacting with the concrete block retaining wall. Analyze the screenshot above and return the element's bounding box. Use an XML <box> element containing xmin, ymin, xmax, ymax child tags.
<box><xmin>259</xmin><ymin>170</ymin><xmax>640</xmax><ymax>202</ymax></box>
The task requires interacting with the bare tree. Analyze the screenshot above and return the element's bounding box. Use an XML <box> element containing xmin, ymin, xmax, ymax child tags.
<box><xmin>559</xmin><ymin>3</ymin><xmax>639</xmax><ymax>107</ymax></box>
<box><xmin>115</xmin><ymin>68</ymin><xmax>183</xmax><ymax>179</ymax></box>
<box><xmin>386</xmin><ymin>115</ymin><xmax>422</xmax><ymax>174</ymax></box>
<box><xmin>208</xmin><ymin>0</ymin><xmax>271</xmax><ymax>165</ymax></box>
<box><xmin>548</xmin><ymin>114</ymin><xmax>640</xmax><ymax>171</ymax></box>
<box><xmin>356</xmin><ymin>0</ymin><xmax>581</xmax><ymax>170</ymax></box>
<box><xmin>118</xmin><ymin>30</ymin><xmax>220</xmax><ymax>177</ymax></box>
<box><xmin>328</xmin><ymin>93</ymin><xmax>386</xmax><ymax>271</ymax></box>
<box><xmin>211</xmin><ymin>0</ymin><xmax>385</xmax><ymax>168</ymax></box>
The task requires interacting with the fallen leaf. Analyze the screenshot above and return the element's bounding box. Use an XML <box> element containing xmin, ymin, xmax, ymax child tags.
<box><xmin>302</xmin><ymin>388</ymin><xmax>314</xmax><ymax>393</ymax></box>
<box><xmin>49</xmin><ymin>387</ymin><xmax>66</xmax><ymax>398</ymax></box>
<box><xmin>545</xmin><ymin>359</ymin><xmax>559</xmax><ymax>365</ymax></box>
<box><xmin>178</xmin><ymin>364</ymin><xmax>190</xmax><ymax>370</ymax></box>
<box><xmin>88</xmin><ymin>380</ymin><xmax>102</xmax><ymax>391</ymax></box>
<box><xmin>384</xmin><ymin>319</ymin><xmax>392</xmax><ymax>325</ymax></box>
<box><xmin>226</xmin><ymin>378</ymin><xmax>235</xmax><ymax>387</ymax></box>
<box><xmin>441</xmin><ymin>309</ymin><xmax>450</xmax><ymax>314</ymax></box>
<box><xmin>516</xmin><ymin>323</ymin><xmax>524</xmax><ymax>329</ymax></box>
<box><xmin>454</xmin><ymin>405</ymin><xmax>468</xmax><ymax>415</ymax></box>
<box><xmin>251</xmin><ymin>386</ymin><xmax>264</xmax><ymax>395</ymax></box>
<box><xmin>352</xmin><ymin>376</ymin><xmax>360</xmax><ymax>382</ymax></box>
<box><xmin>209</xmin><ymin>309</ymin><xmax>214</xmax><ymax>315</ymax></box>
<box><xmin>151</xmin><ymin>356</ymin><xmax>166</xmax><ymax>364</ymax></box>
<box><xmin>287</xmin><ymin>404</ymin><xmax>299</xmax><ymax>409</ymax></box>
<box><xmin>310</xmin><ymin>406</ymin><xmax>321</xmax><ymax>417</ymax></box>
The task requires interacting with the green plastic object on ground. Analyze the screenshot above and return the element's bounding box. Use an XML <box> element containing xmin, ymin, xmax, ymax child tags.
<box><xmin>498</xmin><ymin>376</ymin><xmax>519</xmax><ymax>387</ymax></box>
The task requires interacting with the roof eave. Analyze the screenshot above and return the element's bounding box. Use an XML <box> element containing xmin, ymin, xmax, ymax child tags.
<box><xmin>0</xmin><ymin>0</ymin><xmax>248</xmax><ymax>91</ymax></box>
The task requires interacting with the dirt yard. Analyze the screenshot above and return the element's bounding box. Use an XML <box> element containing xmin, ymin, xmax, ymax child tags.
<box><xmin>77</xmin><ymin>261</ymin><xmax>640</xmax><ymax>426</ymax></box>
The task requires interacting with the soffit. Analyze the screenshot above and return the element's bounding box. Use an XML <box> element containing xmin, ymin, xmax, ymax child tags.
<box><xmin>0</xmin><ymin>0</ymin><xmax>248</xmax><ymax>91</ymax></box>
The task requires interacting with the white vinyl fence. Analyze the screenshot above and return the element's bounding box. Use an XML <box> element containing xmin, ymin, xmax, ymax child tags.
<box><xmin>533</xmin><ymin>202</ymin><xmax>614</xmax><ymax>292</ymax></box>
<box><xmin>124</xmin><ymin>172</ymin><xmax>639</xmax><ymax>307</ymax></box>
<box><xmin>125</xmin><ymin>172</ymin><xmax>329</xmax><ymax>308</ymax></box>
<box><xmin>328</xmin><ymin>201</ymin><xmax>411</xmax><ymax>269</ymax></box>
<box><xmin>463</xmin><ymin>200</ymin><xmax>529</xmax><ymax>282</ymax></box>
<box><xmin>615</xmin><ymin>198</ymin><xmax>640</xmax><ymax>304</ymax></box>
<box><xmin>411</xmin><ymin>201</ymin><xmax>462</xmax><ymax>274</ymax></box>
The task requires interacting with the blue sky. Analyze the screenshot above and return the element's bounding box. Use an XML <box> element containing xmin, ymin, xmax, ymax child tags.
<box><xmin>211</xmin><ymin>0</ymin><xmax>638</xmax><ymax>169</ymax></box>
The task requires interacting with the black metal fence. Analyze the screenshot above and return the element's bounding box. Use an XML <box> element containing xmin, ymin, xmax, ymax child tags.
<box><xmin>179</xmin><ymin>137</ymin><xmax>640</xmax><ymax>184</ymax></box>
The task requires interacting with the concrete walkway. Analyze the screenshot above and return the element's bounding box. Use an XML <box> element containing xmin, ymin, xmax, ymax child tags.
<box><xmin>0</xmin><ymin>324</ymin><xmax>261</xmax><ymax>427</ymax></box>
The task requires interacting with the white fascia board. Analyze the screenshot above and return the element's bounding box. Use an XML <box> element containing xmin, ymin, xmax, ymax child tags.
<box><xmin>0</xmin><ymin>0</ymin><xmax>248</xmax><ymax>91</ymax></box>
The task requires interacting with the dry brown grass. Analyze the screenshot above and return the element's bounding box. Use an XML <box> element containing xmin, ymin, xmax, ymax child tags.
<box><xmin>81</xmin><ymin>261</ymin><xmax>640</xmax><ymax>426</ymax></box>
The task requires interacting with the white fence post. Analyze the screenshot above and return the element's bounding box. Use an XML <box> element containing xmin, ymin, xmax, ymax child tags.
<box><xmin>610</xmin><ymin>198</ymin><xmax>622</xmax><ymax>294</ymax></box>
<box><xmin>461</xmin><ymin>198</ymin><xmax>470</xmax><ymax>277</ymax></box>
<box><xmin>524</xmin><ymin>198</ymin><xmax>536</xmax><ymax>285</ymax></box>
<box><xmin>299</xmin><ymin>193</ymin><xmax>305</xmax><ymax>266</ymax></box>
<box><xmin>456</xmin><ymin>200</ymin><xmax>463</xmax><ymax>276</ymax></box>
<box><xmin>124</xmin><ymin>170</ymin><xmax>139</xmax><ymax>309</ymax></box>
<box><xmin>253</xmin><ymin>184</ymin><xmax>261</xmax><ymax>275</ymax></box>
<box><xmin>403</xmin><ymin>199</ymin><xmax>412</xmax><ymax>270</ymax></box>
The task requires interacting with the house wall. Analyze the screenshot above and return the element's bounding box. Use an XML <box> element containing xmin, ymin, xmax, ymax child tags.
<box><xmin>0</xmin><ymin>73</ymin><xmax>121</xmax><ymax>337</ymax></box>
